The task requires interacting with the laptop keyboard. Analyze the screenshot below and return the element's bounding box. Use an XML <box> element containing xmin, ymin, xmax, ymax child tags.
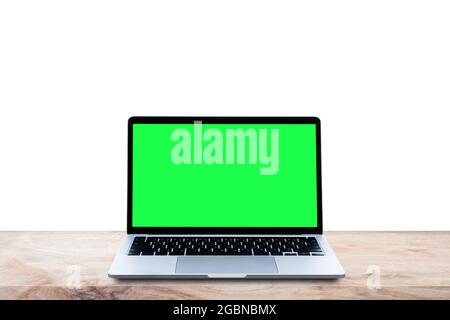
<box><xmin>128</xmin><ymin>236</ymin><xmax>324</xmax><ymax>256</ymax></box>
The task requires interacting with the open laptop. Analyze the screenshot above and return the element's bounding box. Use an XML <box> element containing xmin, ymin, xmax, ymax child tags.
<box><xmin>109</xmin><ymin>117</ymin><xmax>345</xmax><ymax>278</ymax></box>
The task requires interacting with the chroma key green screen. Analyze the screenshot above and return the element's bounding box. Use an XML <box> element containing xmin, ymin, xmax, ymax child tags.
<box><xmin>132</xmin><ymin>123</ymin><xmax>318</xmax><ymax>227</ymax></box>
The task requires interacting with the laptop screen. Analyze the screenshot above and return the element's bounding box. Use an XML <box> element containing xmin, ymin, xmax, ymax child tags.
<box><xmin>132</xmin><ymin>122</ymin><xmax>318</xmax><ymax>228</ymax></box>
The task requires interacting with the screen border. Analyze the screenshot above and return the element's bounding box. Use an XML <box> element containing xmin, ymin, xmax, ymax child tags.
<box><xmin>127</xmin><ymin>116</ymin><xmax>323</xmax><ymax>235</ymax></box>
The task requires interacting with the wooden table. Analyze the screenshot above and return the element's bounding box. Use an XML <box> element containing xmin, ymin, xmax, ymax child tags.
<box><xmin>0</xmin><ymin>232</ymin><xmax>449</xmax><ymax>299</ymax></box>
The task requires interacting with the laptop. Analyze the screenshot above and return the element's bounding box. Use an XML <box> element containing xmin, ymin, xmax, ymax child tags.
<box><xmin>109</xmin><ymin>116</ymin><xmax>345</xmax><ymax>278</ymax></box>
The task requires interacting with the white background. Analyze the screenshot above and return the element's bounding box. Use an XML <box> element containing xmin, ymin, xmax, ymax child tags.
<box><xmin>1</xmin><ymin>1</ymin><xmax>449</xmax><ymax>231</ymax></box>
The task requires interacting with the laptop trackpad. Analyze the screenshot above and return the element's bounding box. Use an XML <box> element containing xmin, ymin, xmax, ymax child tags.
<box><xmin>176</xmin><ymin>256</ymin><xmax>278</xmax><ymax>274</ymax></box>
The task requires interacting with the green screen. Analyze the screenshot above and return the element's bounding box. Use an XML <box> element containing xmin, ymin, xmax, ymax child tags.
<box><xmin>132</xmin><ymin>123</ymin><xmax>317</xmax><ymax>227</ymax></box>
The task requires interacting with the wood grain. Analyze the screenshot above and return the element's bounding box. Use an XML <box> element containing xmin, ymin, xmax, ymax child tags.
<box><xmin>0</xmin><ymin>232</ymin><xmax>449</xmax><ymax>299</ymax></box>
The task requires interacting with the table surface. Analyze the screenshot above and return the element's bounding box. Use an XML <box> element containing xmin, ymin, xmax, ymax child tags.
<box><xmin>0</xmin><ymin>231</ymin><xmax>449</xmax><ymax>299</ymax></box>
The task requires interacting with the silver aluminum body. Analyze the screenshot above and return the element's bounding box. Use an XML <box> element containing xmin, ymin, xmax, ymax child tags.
<box><xmin>109</xmin><ymin>234</ymin><xmax>345</xmax><ymax>279</ymax></box>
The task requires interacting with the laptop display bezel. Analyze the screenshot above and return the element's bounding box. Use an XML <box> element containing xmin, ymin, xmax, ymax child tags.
<box><xmin>127</xmin><ymin>116</ymin><xmax>323</xmax><ymax>235</ymax></box>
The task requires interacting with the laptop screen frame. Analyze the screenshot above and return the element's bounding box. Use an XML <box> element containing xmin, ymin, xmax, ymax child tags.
<box><xmin>127</xmin><ymin>116</ymin><xmax>323</xmax><ymax>235</ymax></box>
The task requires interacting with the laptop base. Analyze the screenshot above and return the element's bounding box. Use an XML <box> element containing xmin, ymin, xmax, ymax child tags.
<box><xmin>109</xmin><ymin>234</ymin><xmax>345</xmax><ymax>279</ymax></box>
